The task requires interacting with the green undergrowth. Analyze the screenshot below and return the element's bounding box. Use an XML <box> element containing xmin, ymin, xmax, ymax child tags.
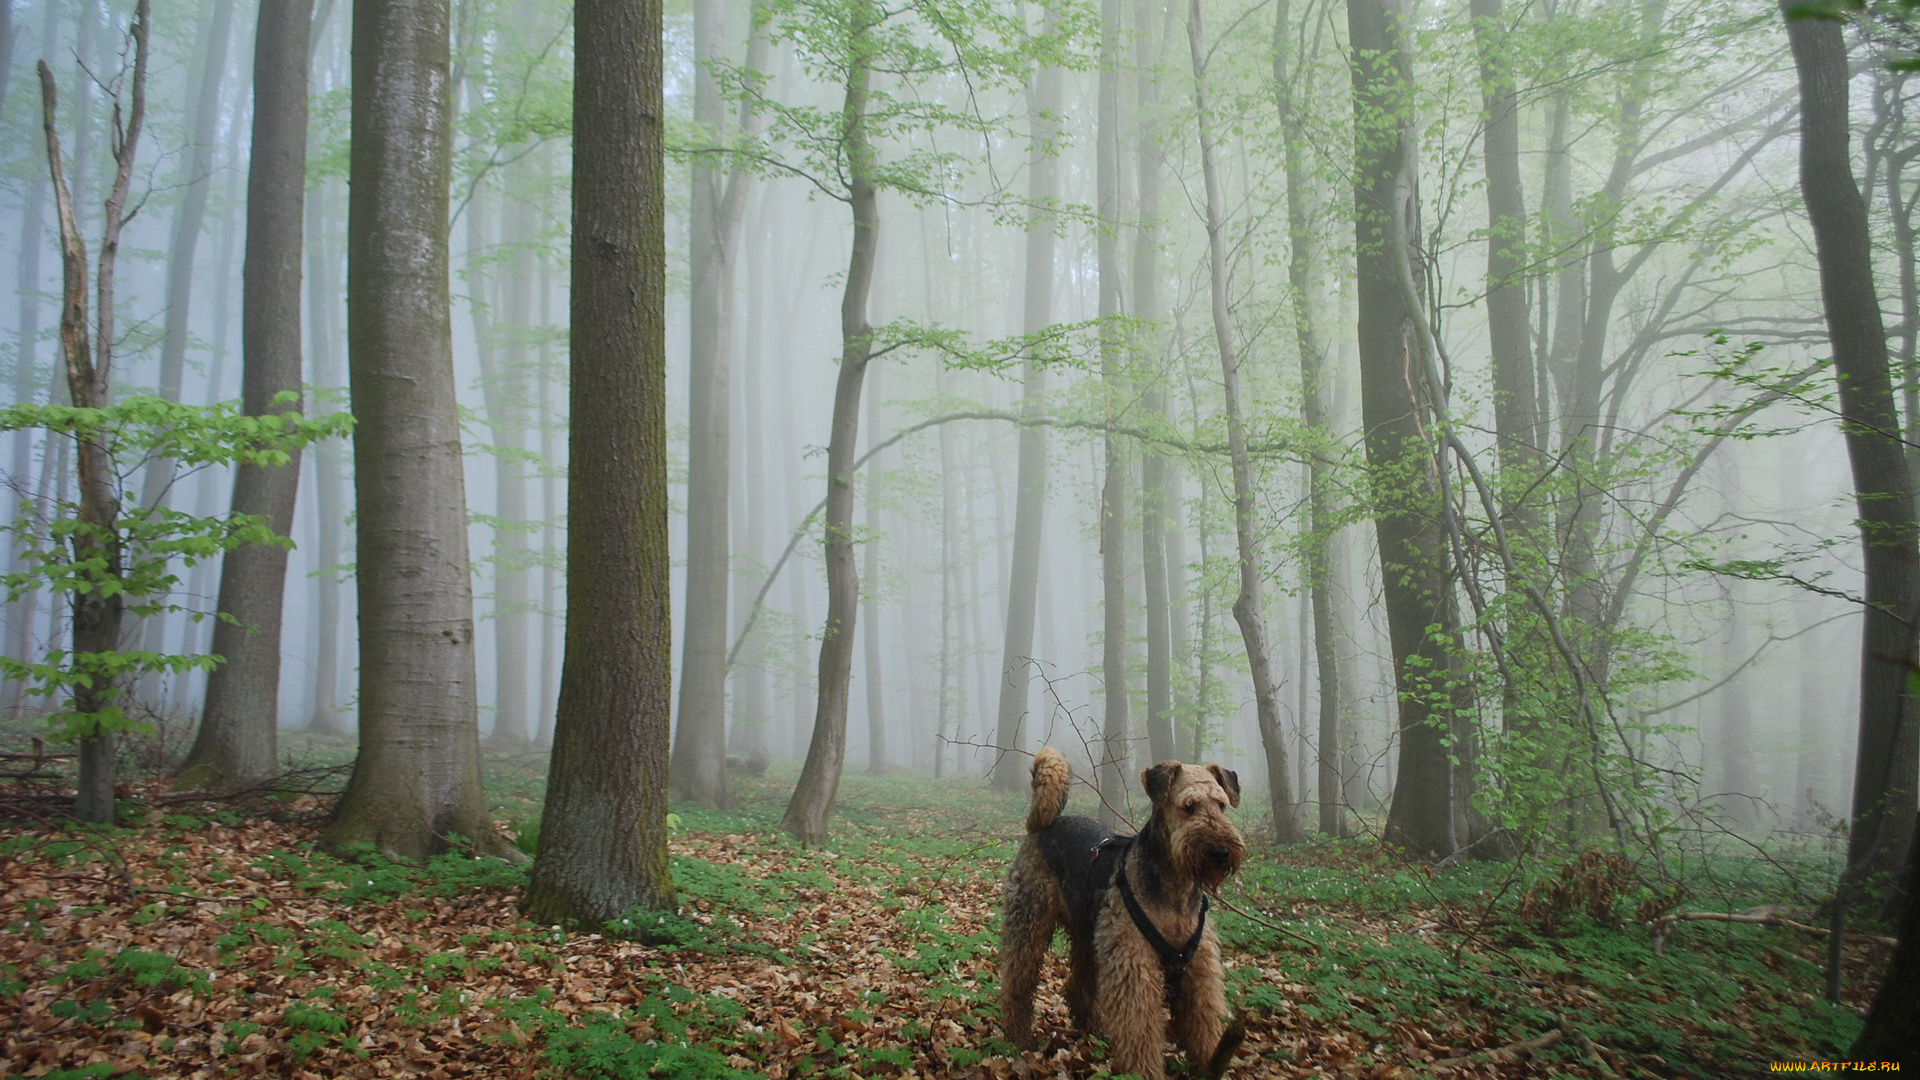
<box><xmin>2</xmin><ymin>747</ymin><xmax>1874</xmax><ymax>1079</ymax></box>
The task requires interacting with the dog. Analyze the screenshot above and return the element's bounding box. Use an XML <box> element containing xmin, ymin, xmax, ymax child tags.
<box><xmin>999</xmin><ymin>746</ymin><xmax>1248</xmax><ymax>1079</ymax></box>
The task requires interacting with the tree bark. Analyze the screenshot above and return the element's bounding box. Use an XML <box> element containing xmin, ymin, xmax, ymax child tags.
<box><xmin>523</xmin><ymin>0</ymin><xmax>673</xmax><ymax>925</ymax></box>
<box><xmin>1095</xmin><ymin>0</ymin><xmax>1129</xmax><ymax>828</ymax></box>
<box><xmin>863</xmin><ymin>364</ymin><xmax>887</xmax><ymax>773</ymax></box>
<box><xmin>1187</xmin><ymin>0</ymin><xmax>1300</xmax><ymax>843</ymax></box>
<box><xmin>179</xmin><ymin>0</ymin><xmax>315</xmax><ymax>791</ymax></box>
<box><xmin>1348</xmin><ymin>0</ymin><xmax>1458</xmax><ymax>860</ymax></box>
<box><xmin>323</xmin><ymin>0</ymin><xmax>510</xmax><ymax>861</ymax></box>
<box><xmin>1138</xmin><ymin>0</ymin><xmax>1175</xmax><ymax>769</ymax></box>
<box><xmin>304</xmin><ymin>179</ymin><xmax>350</xmax><ymax>736</ymax></box>
<box><xmin>782</xmin><ymin>0</ymin><xmax>880</xmax><ymax>843</ymax></box>
<box><xmin>1850</xmin><ymin>815</ymin><xmax>1920</xmax><ymax>1064</ymax></box>
<box><xmin>989</xmin><ymin>5</ymin><xmax>1060</xmax><ymax>792</ymax></box>
<box><xmin>2</xmin><ymin>176</ymin><xmax>46</xmax><ymax>717</ymax></box>
<box><xmin>1273</xmin><ymin>0</ymin><xmax>1343</xmax><ymax>837</ymax></box>
<box><xmin>1467</xmin><ymin>0</ymin><xmax>1538</xmax><ymax>491</ymax></box>
<box><xmin>35</xmin><ymin>0</ymin><xmax>149</xmax><ymax>825</ymax></box>
<box><xmin>672</xmin><ymin>0</ymin><xmax>757</xmax><ymax>808</ymax></box>
<box><xmin>1784</xmin><ymin>0</ymin><xmax>1920</xmax><ymax>889</ymax></box>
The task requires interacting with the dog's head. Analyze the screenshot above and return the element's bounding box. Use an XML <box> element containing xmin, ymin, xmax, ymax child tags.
<box><xmin>1142</xmin><ymin>760</ymin><xmax>1247</xmax><ymax>891</ymax></box>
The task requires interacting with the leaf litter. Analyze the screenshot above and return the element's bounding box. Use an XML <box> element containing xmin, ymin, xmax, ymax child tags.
<box><xmin>0</xmin><ymin>771</ymin><xmax>1879</xmax><ymax>1079</ymax></box>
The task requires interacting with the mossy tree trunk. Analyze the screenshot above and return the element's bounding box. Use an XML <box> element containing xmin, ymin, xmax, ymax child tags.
<box><xmin>522</xmin><ymin>0</ymin><xmax>675</xmax><ymax>926</ymax></box>
<box><xmin>322</xmin><ymin>0</ymin><xmax>512</xmax><ymax>862</ymax></box>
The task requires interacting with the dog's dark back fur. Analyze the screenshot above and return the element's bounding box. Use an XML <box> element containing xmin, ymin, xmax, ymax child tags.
<box><xmin>1034</xmin><ymin>814</ymin><xmax>1127</xmax><ymax>949</ymax></box>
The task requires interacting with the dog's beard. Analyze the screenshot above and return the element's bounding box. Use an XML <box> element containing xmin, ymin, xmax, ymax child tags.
<box><xmin>1179</xmin><ymin>829</ymin><xmax>1247</xmax><ymax>893</ymax></box>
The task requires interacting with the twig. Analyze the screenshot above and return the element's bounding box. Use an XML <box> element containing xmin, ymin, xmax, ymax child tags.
<box><xmin>1651</xmin><ymin>909</ymin><xmax>1898</xmax><ymax>947</ymax></box>
<box><xmin>1432</xmin><ymin>1027</ymin><xmax>1563</xmax><ymax>1069</ymax></box>
<box><xmin>1214</xmin><ymin>893</ymin><xmax>1320</xmax><ymax>952</ymax></box>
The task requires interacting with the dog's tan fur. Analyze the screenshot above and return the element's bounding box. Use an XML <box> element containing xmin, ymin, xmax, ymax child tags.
<box><xmin>999</xmin><ymin>748</ymin><xmax>1246</xmax><ymax>1079</ymax></box>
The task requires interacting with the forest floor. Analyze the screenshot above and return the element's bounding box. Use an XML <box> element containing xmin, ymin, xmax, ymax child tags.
<box><xmin>0</xmin><ymin>739</ymin><xmax>1886</xmax><ymax>1080</ymax></box>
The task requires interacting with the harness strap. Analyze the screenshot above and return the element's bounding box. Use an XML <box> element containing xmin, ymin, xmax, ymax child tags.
<box><xmin>1113</xmin><ymin>842</ymin><xmax>1208</xmax><ymax>1006</ymax></box>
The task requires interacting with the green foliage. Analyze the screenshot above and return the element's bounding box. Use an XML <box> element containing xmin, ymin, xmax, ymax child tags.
<box><xmin>721</xmin><ymin>0</ymin><xmax>1093</xmax><ymax>203</ymax></box>
<box><xmin>0</xmin><ymin>395</ymin><xmax>351</xmax><ymax>744</ymax></box>
<box><xmin>110</xmin><ymin>947</ymin><xmax>210</xmax><ymax>996</ymax></box>
<box><xmin>302</xmin><ymin>843</ymin><xmax>531</xmax><ymax>903</ymax></box>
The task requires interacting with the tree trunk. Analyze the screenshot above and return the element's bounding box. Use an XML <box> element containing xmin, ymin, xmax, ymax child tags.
<box><xmin>1347</xmin><ymin>0</ymin><xmax>1457</xmax><ymax>860</ymax></box>
<box><xmin>1187</xmin><ymin>0</ymin><xmax>1300</xmax><ymax>843</ymax></box>
<box><xmin>989</xmin><ymin>8</ymin><xmax>1059</xmax><ymax>791</ymax></box>
<box><xmin>523</xmin><ymin>0</ymin><xmax>673</xmax><ymax>925</ymax></box>
<box><xmin>1273</xmin><ymin>0</ymin><xmax>1343</xmax><ymax>837</ymax></box>
<box><xmin>179</xmin><ymin>0</ymin><xmax>314</xmax><ymax>791</ymax></box>
<box><xmin>35</xmin><ymin>0</ymin><xmax>149</xmax><ymax>825</ymax></box>
<box><xmin>863</xmin><ymin>365</ymin><xmax>887</xmax><ymax>773</ymax></box>
<box><xmin>1137</xmin><ymin>0</ymin><xmax>1175</xmax><ymax>769</ymax></box>
<box><xmin>131</xmin><ymin>0</ymin><xmax>234</xmax><ymax>710</ymax></box>
<box><xmin>457</xmin><ymin>170</ymin><xmax>537</xmax><ymax>750</ymax></box>
<box><xmin>304</xmin><ymin>181</ymin><xmax>350</xmax><ymax>736</ymax></box>
<box><xmin>1716</xmin><ymin>566</ymin><xmax>1758</xmax><ymax>832</ymax></box>
<box><xmin>672</xmin><ymin>0</ymin><xmax>758</xmax><ymax>808</ymax></box>
<box><xmin>782</xmin><ymin>3</ymin><xmax>879</xmax><ymax>843</ymax></box>
<box><xmin>323</xmin><ymin>0</ymin><xmax>510</xmax><ymax>861</ymax></box>
<box><xmin>2</xmin><ymin>176</ymin><xmax>46</xmax><ymax>717</ymax></box>
<box><xmin>1094</xmin><ymin>0</ymin><xmax>1130</xmax><ymax>828</ymax></box>
<box><xmin>0</xmin><ymin>0</ymin><xmax>13</xmax><ymax>124</ymax></box>
<box><xmin>1467</xmin><ymin>0</ymin><xmax>1538</xmax><ymax>492</ymax></box>
<box><xmin>731</xmin><ymin>182</ymin><xmax>772</xmax><ymax>766</ymax></box>
<box><xmin>1849</xmin><ymin>814</ymin><xmax>1920</xmax><ymax>1064</ymax></box>
<box><xmin>1784</xmin><ymin>1</ymin><xmax>1920</xmax><ymax>889</ymax></box>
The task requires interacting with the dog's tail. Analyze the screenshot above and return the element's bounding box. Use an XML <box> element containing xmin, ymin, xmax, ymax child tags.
<box><xmin>1026</xmin><ymin>747</ymin><xmax>1071</xmax><ymax>833</ymax></box>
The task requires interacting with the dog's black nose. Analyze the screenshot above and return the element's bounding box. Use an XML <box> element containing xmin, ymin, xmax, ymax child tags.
<box><xmin>1209</xmin><ymin>846</ymin><xmax>1232</xmax><ymax>866</ymax></box>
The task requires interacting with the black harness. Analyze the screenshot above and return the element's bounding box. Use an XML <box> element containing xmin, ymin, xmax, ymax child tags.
<box><xmin>1102</xmin><ymin>838</ymin><xmax>1209</xmax><ymax>1006</ymax></box>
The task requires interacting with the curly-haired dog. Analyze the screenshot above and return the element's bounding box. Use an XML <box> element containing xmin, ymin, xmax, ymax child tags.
<box><xmin>999</xmin><ymin>746</ymin><xmax>1248</xmax><ymax>1080</ymax></box>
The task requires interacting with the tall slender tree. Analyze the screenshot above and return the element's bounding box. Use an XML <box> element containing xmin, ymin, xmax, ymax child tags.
<box><xmin>673</xmin><ymin>0</ymin><xmax>763</xmax><ymax>808</ymax></box>
<box><xmin>177</xmin><ymin>0</ymin><xmax>316</xmax><ymax>791</ymax></box>
<box><xmin>1273</xmin><ymin>0</ymin><xmax>1344</xmax><ymax>836</ymax></box>
<box><xmin>989</xmin><ymin>1</ymin><xmax>1062</xmax><ymax>792</ymax></box>
<box><xmin>1094</xmin><ymin>0</ymin><xmax>1130</xmax><ymax>828</ymax></box>
<box><xmin>1783</xmin><ymin>0</ymin><xmax>1920</xmax><ymax>894</ymax></box>
<box><xmin>322</xmin><ymin>0</ymin><xmax>512</xmax><ymax>860</ymax></box>
<box><xmin>525</xmin><ymin>0</ymin><xmax>673</xmax><ymax>926</ymax></box>
<box><xmin>34</xmin><ymin>0</ymin><xmax>150</xmax><ymax>824</ymax></box>
<box><xmin>1186</xmin><ymin>0</ymin><xmax>1300</xmax><ymax>843</ymax></box>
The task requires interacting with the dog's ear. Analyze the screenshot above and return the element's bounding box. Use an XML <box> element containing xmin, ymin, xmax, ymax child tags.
<box><xmin>1209</xmin><ymin>764</ymin><xmax>1242</xmax><ymax>807</ymax></box>
<box><xmin>1142</xmin><ymin>761</ymin><xmax>1181</xmax><ymax>802</ymax></box>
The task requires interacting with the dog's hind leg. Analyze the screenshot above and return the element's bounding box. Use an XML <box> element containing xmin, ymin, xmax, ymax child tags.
<box><xmin>998</xmin><ymin>846</ymin><xmax>1060</xmax><ymax>1049</ymax></box>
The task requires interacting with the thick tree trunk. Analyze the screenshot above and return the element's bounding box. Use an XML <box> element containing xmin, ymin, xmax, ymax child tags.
<box><xmin>1348</xmin><ymin>0</ymin><xmax>1457</xmax><ymax>860</ymax></box>
<box><xmin>1273</xmin><ymin>0</ymin><xmax>1343</xmax><ymax>837</ymax></box>
<box><xmin>782</xmin><ymin>6</ymin><xmax>879</xmax><ymax>843</ymax></box>
<box><xmin>1095</xmin><ymin>0</ymin><xmax>1129</xmax><ymax>828</ymax></box>
<box><xmin>1784</xmin><ymin>2</ymin><xmax>1920</xmax><ymax>889</ymax></box>
<box><xmin>323</xmin><ymin>0</ymin><xmax>510</xmax><ymax>861</ymax></box>
<box><xmin>989</xmin><ymin>13</ymin><xmax>1059</xmax><ymax>791</ymax></box>
<box><xmin>1188</xmin><ymin>0</ymin><xmax>1300</xmax><ymax>843</ymax></box>
<box><xmin>1849</xmin><ymin>815</ymin><xmax>1920</xmax><ymax>1064</ymax></box>
<box><xmin>523</xmin><ymin>0</ymin><xmax>673</xmax><ymax>925</ymax></box>
<box><xmin>179</xmin><ymin>0</ymin><xmax>314</xmax><ymax>791</ymax></box>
